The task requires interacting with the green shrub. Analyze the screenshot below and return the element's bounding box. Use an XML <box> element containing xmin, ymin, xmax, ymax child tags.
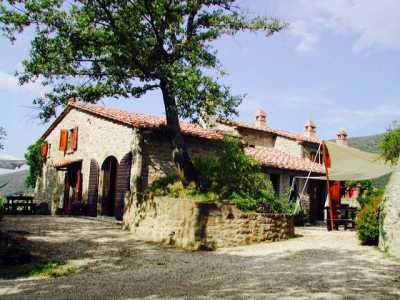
<box><xmin>148</xmin><ymin>137</ymin><xmax>291</xmax><ymax>213</ymax></box>
<box><xmin>25</xmin><ymin>139</ymin><xmax>45</xmax><ymax>188</ymax></box>
<box><xmin>356</xmin><ymin>195</ymin><xmax>383</xmax><ymax>245</ymax></box>
<box><xmin>0</xmin><ymin>197</ymin><xmax>5</xmax><ymax>209</ymax></box>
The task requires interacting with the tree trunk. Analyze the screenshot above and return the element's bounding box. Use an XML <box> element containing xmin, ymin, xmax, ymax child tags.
<box><xmin>160</xmin><ymin>79</ymin><xmax>198</xmax><ymax>184</ymax></box>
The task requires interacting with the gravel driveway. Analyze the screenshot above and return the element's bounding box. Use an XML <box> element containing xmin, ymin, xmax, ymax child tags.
<box><xmin>1</xmin><ymin>216</ymin><xmax>399</xmax><ymax>300</ymax></box>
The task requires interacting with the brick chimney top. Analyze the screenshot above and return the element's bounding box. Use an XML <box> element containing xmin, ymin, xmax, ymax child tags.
<box><xmin>255</xmin><ymin>109</ymin><xmax>267</xmax><ymax>129</ymax></box>
<box><xmin>304</xmin><ymin>120</ymin><xmax>317</xmax><ymax>138</ymax></box>
<box><xmin>68</xmin><ymin>97</ymin><xmax>77</xmax><ymax>104</ymax></box>
<box><xmin>336</xmin><ymin>129</ymin><xmax>349</xmax><ymax>146</ymax></box>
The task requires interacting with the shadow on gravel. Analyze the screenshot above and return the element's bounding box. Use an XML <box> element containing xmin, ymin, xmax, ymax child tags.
<box><xmin>1</xmin><ymin>216</ymin><xmax>400</xmax><ymax>300</ymax></box>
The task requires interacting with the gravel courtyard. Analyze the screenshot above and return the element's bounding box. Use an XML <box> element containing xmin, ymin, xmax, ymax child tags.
<box><xmin>1</xmin><ymin>216</ymin><xmax>399</xmax><ymax>300</ymax></box>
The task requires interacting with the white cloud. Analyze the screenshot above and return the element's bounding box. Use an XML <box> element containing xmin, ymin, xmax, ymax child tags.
<box><xmin>289</xmin><ymin>20</ymin><xmax>319</xmax><ymax>52</ymax></box>
<box><xmin>319</xmin><ymin>104</ymin><xmax>400</xmax><ymax>128</ymax></box>
<box><xmin>0</xmin><ymin>71</ymin><xmax>45</xmax><ymax>94</ymax></box>
<box><xmin>299</xmin><ymin>0</ymin><xmax>400</xmax><ymax>52</ymax></box>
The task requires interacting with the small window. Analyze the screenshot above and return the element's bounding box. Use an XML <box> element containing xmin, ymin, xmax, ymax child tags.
<box><xmin>270</xmin><ymin>174</ymin><xmax>280</xmax><ymax>195</ymax></box>
<box><xmin>59</xmin><ymin>127</ymin><xmax>78</xmax><ymax>153</ymax></box>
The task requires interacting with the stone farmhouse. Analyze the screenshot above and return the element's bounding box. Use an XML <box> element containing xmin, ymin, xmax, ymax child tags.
<box><xmin>36</xmin><ymin>100</ymin><xmax>350</xmax><ymax>225</ymax></box>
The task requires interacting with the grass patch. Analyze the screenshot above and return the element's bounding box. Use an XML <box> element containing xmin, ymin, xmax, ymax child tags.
<box><xmin>0</xmin><ymin>260</ymin><xmax>76</xmax><ymax>279</ymax></box>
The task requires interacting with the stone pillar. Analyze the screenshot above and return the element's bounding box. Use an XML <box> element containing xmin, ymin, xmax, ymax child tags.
<box><xmin>379</xmin><ymin>170</ymin><xmax>400</xmax><ymax>257</ymax></box>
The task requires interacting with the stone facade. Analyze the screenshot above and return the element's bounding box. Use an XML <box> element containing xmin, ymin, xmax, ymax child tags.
<box><xmin>36</xmin><ymin>108</ymin><xmax>134</xmax><ymax>213</ymax></box>
<box><xmin>35</xmin><ymin>102</ymin><xmax>323</xmax><ymax>247</ymax></box>
<box><xmin>274</xmin><ymin>136</ymin><xmax>303</xmax><ymax>158</ymax></box>
<box><xmin>379</xmin><ymin>170</ymin><xmax>400</xmax><ymax>257</ymax></box>
<box><xmin>36</xmin><ymin>107</ymin><xmax>216</xmax><ymax>214</ymax></box>
<box><xmin>125</xmin><ymin>196</ymin><xmax>294</xmax><ymax>250</ymax></box>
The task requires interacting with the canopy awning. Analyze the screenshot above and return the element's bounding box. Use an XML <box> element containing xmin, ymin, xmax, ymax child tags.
<box><xmin>323</xmin><ymin>141</ymin><xmax>398</xmax><ymax>181</ymax></box>
<box><xmin>0</xmin><ymin>156</ymin><xmax>26</xmax><ymax>170</ymax></box>
<box><xmin>54</xmin><ymin>159</ymin><xmax>82</xmax><ymax>169</ymax></box>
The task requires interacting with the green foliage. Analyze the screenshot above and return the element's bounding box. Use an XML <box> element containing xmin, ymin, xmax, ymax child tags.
<box><xmin>194</xmin><ymin>138</ymin><xmax>279</xmax><ymax>211</ymax></box>
<box><xmin>147</xmin><ymin>176</ymin><xmax>220</xmax><ymax>202</ymax></box>
<box><xmin>149</xmin><ymin>138</ymin><xmax>291</xmax><ymax>213</ymax></box>
<box><xmin>25</xmin><ymin>139</ymin><xmax>45</xmax><ymax>188</ymax></box>
<box><xmin>0</xmin><ymin>196</ymin><xmax>5</xmax><ymax>209</ymax></box>
<box><xmin>345</xmin><ymin>180</ymin><xmax>373</xmax><ymax>192</ymax></box>
<box><xmin>356</xmin><ymin>195</ymin><xmax>383</xmax><ymax>245</ymax></box>
<box><xmin>379</xmin><ymin>122</ymin><xmax>400</xmax><ymax>165</ymax></box>
<box><xmin>0</xmin><ymin>126</ymin><xmax>5</xmax><ymax>150</ymax></box>
<box><xmin>0</xmin><ymin>0</ymin><xmax>286</xmax><ymax>123</ymax></box>
<box><xmin>348</xmin><ymin>134</ymin><xmax>382</xmax><ymax>153</ymax></box>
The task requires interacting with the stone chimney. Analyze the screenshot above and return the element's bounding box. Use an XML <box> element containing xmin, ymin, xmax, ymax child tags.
<box><xmin>336</xmin><ymin>129</ymin><xmax>349</xmax><ymax>146</ymax></box>
<box><xmin>68</xmin><ymin>97</ymin><xmax>77</xmax><ymax>104</ymax></box>
<box><xmin>255</xmin><ymin>109</ymin><xmax>267</xmax><ymax>129</ymax></box>
<box><xmin>304</xmin><ymin>120</ymin><xmax>317</xmax><ymax>138</ymax></box>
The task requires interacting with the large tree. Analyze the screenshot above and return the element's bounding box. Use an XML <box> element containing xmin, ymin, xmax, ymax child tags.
<box><xmin>0</xmin><ymin>0</ymin><xmax>285</xmax><ymax>182</ymax></box>
<box><xmin>380</xmin><ymin>122</ymin><xmax>400</xmax><ymax>164</ymax></box>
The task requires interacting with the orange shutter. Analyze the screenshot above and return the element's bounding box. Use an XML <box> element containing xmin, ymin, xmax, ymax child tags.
<box><xmin>59</xmin><ymin>129</ymin><xmax>68</xmax><ymax>151</ymax></box>
<box><xmin>41</xmin><ymin>143</ymin><xmax>48</xmax><ymax>159</ymax></box>
<box><xmin>72</xmin><ymin>127</ymin><xmax>78</xmax><ymax>151</ymax></box>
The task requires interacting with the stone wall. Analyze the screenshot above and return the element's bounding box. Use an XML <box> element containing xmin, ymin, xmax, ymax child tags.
<box><xmin>37</xmin><ymin>108</ymin><xmax>217</xmax><ymax>213</ymax></box>
<box><xmin>379</xmin><ymin>170</ymin><xmax>400</xmax><ymax>257</ymax></box>
<box><xmin>238</xmin><ymin>128</ymin><xmax>275</xmax><ymax>148</ymax></box>
<box><xmin>125</xmin><ymin>196</ymin><xmax>295</xmax><ymax>250</ymax></box>
<box><xmin>37</xmin><ymin>108</ymin><xmax>134</xmax><ymax>212</ymax></box>
<box><xmin>203</xmin><ymin>203</ymin><xmax>295</xmax><ymax>249</ymax></box>
<box><xmin>274</xmin><ymin>136</ymin><xmax>303</xmax><ymax>157</ymax></box>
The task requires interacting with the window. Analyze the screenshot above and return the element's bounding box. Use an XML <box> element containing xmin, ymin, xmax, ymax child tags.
<box><xmin>270</xmin><ymin>174</ymin><xmax>280</xmax><ymax>195</ymax></box>
<box><xmin>59</xmin><ymin>127</ymin><xmax>78</xmax><ymax>152</ymax></box>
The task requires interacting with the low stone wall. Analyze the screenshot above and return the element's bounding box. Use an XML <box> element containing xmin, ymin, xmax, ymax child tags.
<box><xmin>124</xmin><ymin>196</ymin><xmax>294</xmax><ymax>250</ymax></box>
<box><xmin>202</xmin><ymin>203</ymin><xmax>294</xmax><ymax>249</ymax></box>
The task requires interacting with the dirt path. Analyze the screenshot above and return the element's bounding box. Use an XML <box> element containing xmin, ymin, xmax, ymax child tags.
<box><xmin>1</xmin><ymin>216</ymin><xmax>399</xmax><ymax>299</ymax></box>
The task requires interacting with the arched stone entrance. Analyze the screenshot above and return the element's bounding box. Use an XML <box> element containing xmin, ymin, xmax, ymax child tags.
<box><xmin>101</xmin><ymin>156</ymin><xmax>119</xmax><ymax>218</ymax></box>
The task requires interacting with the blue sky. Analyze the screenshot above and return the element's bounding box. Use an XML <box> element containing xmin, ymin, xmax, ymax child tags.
<box><xmin>1</xmin><ymin>0</ymin><xmax>400</xmax><ymax>161</ymax></box>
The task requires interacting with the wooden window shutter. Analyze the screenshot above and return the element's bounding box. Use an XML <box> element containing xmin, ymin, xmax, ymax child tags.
<box><xmin>59</xmin><ymin>129</ymin><xmax>68</xmax><ymax>151</ymax></box>
<box><xmin>72</xmin><ymin>127</ymin><xmax>78</xmax><ymax>151</ymax></box>
<box><xmin>41</xmin><ymin>143</ymin><xmax>48</xmax><ymax>159</ymax></box>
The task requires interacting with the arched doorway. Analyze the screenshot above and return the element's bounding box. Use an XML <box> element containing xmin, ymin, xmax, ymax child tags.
<box><xmin>115</xmin><ymin>152</ymin><xmax>133</xmax><ymax>221</ymax></box>
<box><xmin>87</xmin><ymin>159</ymin><xmax>99</xmax><ymax>217</ymax></box>
<box><xmin>101</xmin><ymin>156</ymin><xmax>119</xmax><ymax>217</ymax></box>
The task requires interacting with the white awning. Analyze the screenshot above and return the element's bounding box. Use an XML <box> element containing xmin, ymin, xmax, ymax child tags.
<box><xmin>323</xmin><ymin>141</ymin><xmax>398</xmax><ymax>181</ymax></box>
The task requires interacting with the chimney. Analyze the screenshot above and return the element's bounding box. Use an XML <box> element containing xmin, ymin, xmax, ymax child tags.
<box><xmin>304</xmin><ymin>120</ymin><xmax>317</xmax><ymax>138</ymax></box>
<box><xmin>68</xmin><ymin>97</ymin><xmax>77</xmax><ymax>104</ymax></box>
<box><xmin>336</xmin><ymin>129</ymin><xmax>349</xmax><ymax>146</ymax></box>
<box><xmin>255</xmin><ymin>109</ymin><xmax>267</xmax><ymax>129</ymax></box>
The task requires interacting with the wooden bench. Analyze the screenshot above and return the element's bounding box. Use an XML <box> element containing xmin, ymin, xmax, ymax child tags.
<box><xmin>3</xmin><ymin>196</ymin><xmax>35</xmax><ymax>215</ymax></box>
<box><xmin>325</xmin><ymin>207</ymin><xmax>357</xmax><ymax>231</ymax></box>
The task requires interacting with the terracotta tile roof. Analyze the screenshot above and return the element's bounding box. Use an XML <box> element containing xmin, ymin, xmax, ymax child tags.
<box><xmin>66</xmin><ymin>102</ymin><xmax>223</xmax><ymax>140</ymax></box>
<box><xmin>218</xmin><ymin>119</ymin><xmax>321</xmax><ymax>144</ymax></box>
<box><xmin>245</xmin><ymin>147</ymin><xmax>325</xmax><ymax>174</ymax></box>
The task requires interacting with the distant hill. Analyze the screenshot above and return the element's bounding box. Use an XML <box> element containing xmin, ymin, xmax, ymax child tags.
<box><xmin>0</xmin><ymin>170</ymin><xmax>32</xmax><ymax>196</ymax></box>
<box><xmin>348</xmin><ymin>134</ymin><xmax>382</xmax><ymax>153</ymax></box>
